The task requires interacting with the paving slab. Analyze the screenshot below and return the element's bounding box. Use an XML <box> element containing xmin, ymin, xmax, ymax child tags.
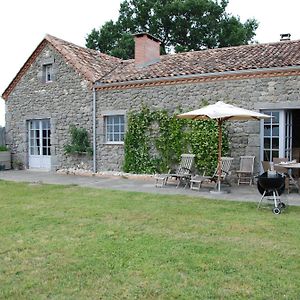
<box><xmin>0</xmin><ymin>170</ymin><xmax>300</xmax><ymax>206</ymax></box>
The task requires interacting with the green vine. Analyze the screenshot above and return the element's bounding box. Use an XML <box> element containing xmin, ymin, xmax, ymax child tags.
<box><xmin>123</xmin><ymin>107</ymin><xmax>158</xmax><ymax>173</ymax></box>
<box><xmin>64</xmin><ymin>125</ymin><xmax>93</xmax><ymax>156</ymax></box>
<box><xmin>0</xmin><ymin>145</ymin><xmax>9</xmax><ymax>151</ymax></box>
<box><xmin>187</xmin><ymin>120</ymin><xmax>228</xmax><ymax>174</ymax></box>
<box><xmin>123</xmin><ymin>106</ymin><xmax>229</xmax><ymax>174</ymax></box>
<box><xmin>154</xmin><ymin>110</ymin><xmax>188</xmax><ymax>172</ymax></box>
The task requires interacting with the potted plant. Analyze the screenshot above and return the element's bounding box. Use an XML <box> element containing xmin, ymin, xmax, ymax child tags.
<box><xmin>0</xmin><ymin>145</ymin><xmax>11</xmax><ymax>170</ymax></box>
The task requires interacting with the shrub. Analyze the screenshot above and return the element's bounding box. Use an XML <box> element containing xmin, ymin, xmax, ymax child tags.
<box><xmin>64</xmin><ymin>125</ymin><xmax>92</xmax><ymax>156</ymax></box>
<box><xmin>0</xmin><ymin>145</ymin><xmax>9</xmax><ymax>151</ymax></box>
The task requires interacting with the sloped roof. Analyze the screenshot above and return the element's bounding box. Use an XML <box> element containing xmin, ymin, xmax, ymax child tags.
<box><xmin>3</xmin><ymin>35</ymin><xmax>300</xmax><ymax>100</ymax></box>
<box><xmin>46</xmin><ymin>34</ymin><xmax>121</xmax><ymax>82</ymax></box>
<box><xmin>99</xmin><ymin>40</ymin><xmax>300</xmax><ymax>84</ymax></box>
<box><xmin>2</xmin><ymin>34</ymin><xmax>121</xmax><ymax>100</ymax></box>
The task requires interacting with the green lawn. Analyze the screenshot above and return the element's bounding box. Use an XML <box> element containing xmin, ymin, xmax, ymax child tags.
<box><xmin>0</xmin><ymin>180</ymin><xmax>299</xmax><ymax>299</ymax></box>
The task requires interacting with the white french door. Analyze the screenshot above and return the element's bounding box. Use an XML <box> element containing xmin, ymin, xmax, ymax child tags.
<box><xmin>285</xmin><ymin>111</ymin><xmax>293</xmax><ymax>160</ymax></box>
<box><xmin>260</xmin><ymin>110</ymin><xmax>293</xmax><ymax>163</ymax></box>
<box><xmin>28</xmin><ymin>119</ymin><xmax>51</xmax><ymax>169</ymax></box>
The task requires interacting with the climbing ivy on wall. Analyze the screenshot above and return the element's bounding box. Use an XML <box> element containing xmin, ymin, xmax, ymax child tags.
<box><xmin>123</xmin><ymin>107</ymin><xmax>158</xmax><ymax>174</ymax></box>
<box><xmin>187</xmin><ymin>120</ymin><xmax>229</xmax><ymax>174</ymax></box>
<box><xmin>155</xmin><ymin>110</ymin><xmax>188</xmax><ymax>172</ymax></box>
<box><xmin>123</xmin><ymin>106</ymin><xmax>229</xmax><ymax>174</ymax></box>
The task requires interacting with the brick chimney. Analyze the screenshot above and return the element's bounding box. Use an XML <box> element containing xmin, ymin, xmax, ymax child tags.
<box><xmin>134</xmin><ymin>33</ymin><xmax>161</xmax><ymax>67</ymax></box>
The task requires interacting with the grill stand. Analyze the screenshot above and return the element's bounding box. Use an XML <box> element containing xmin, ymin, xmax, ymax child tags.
<box><xmin>257</xmin><ymin>172</ymin><xmax>286</xmax><ymax>214</ymax></box>
<box><xmin>257</xmin><ymin>189</ymin><xmax>286</xmax><ymax>214</ymax></box>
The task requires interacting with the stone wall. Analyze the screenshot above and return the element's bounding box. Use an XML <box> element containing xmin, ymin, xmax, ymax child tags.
<box><xmin>5</xmin><ymin>45</ymin><xmax>93</xmax><ymax>170</ymax></box>
<box><xmin>0</xmin><ymin>127</ymin><xmax>5</xmax><ymax>146</ymax></box>
<box><xmin>96</xmin><ymin>74</ymin><xmax>300</xmax><ymax>173</ymax></box>
<box><xmin>5</xmin><ymin>43</ymin><xmax>300</xmax><ymax>174</ymax></box>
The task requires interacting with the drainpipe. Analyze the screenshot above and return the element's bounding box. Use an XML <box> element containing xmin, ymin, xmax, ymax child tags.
<box><xmin>92</xmin><ymin>62</ymin><xmax>123</xmax><ymax>173</ymax></box>
<box><xmin>92</xmin><ymin>87</ymin><xmax>97</xmax><ymax>173</ymax></box>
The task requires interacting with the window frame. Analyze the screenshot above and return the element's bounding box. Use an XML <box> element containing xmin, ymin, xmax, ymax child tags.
<box><xmin>44</xmin><ymin>64</ymin><xmax>53</xmax><ymax>83</ymax></box>
<box><xmin>28</xmin><ymin>119</ymin><xmax>51</xmax><ymax>156</ymax></box>
<box><xmin>260</xmin><ymin>110</ymin><xmax>291</xmax><ymax>172</ymax></box>
<box><xmin>104</xmin><ymin>114</ymin><xmax>125</xmax><ymax>144</ymax></box>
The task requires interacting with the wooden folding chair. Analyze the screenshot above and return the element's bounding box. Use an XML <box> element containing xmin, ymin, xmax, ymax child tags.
<box><xmin>190</xmin><ymin>157</ymin><xmax>233</xmax><ymax>190</ymax></box>
<box><xmin>155</xmin><ymin>154</ymin><xmax>195</xmax><ymax>188</ymax></box>
<box><xmin>236</xmin><ymin>156</ymin><xmax>255</xmax><ymax>185</ymax></box>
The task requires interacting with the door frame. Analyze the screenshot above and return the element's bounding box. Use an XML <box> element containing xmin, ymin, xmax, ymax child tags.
<box><xmin>28</xmin><ymin>119</ymin><xmax>51</xmax><ymax>170</ymax></box>
<box><xmin>260</xmin><ymin>109</ymin><xmax>293</xmax><ymax>172</ymax></box>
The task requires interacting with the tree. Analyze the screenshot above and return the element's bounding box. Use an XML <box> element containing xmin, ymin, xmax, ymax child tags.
<box><xmin>86</xmin><ymin>0</ymin><xmax>258</xmax><ymax>59</ymax></box>
<box><xmin>86</xmin><ymin>21</ymin><xmax>134</xmax><ymax>59</ymax></box>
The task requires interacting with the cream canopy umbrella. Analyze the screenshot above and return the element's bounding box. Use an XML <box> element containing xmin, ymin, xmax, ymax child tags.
<box><xmin>177</xmin><ymin>101</ymin><xmax>271</xmax><ymax>192</ymax></box>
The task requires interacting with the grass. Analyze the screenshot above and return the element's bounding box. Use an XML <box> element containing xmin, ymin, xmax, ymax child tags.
<box><xmin>0</xmin><ymin>180</ymin><xmax>300</xmax><ymax>299</ymax></box>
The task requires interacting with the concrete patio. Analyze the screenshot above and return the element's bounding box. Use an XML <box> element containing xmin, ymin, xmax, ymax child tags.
<box><xmin>1</xmin><ymin>169</ymin><xmax>300</xmax><ymax>206</ymax></box>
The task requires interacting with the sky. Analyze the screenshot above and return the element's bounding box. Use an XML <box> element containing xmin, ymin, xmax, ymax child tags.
<box><xmin>0</xmin><ymin>0</ymin><xmax>299</xmax><ymax>127</ymax></box>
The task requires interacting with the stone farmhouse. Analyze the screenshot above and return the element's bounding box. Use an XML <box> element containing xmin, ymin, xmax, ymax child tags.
<box><xmin>2</xmin><ymin>33</ymin><xmax>300</xmax><ymax>173</ymax></box>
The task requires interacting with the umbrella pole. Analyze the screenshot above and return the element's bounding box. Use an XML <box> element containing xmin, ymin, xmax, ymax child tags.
<box><xmin>217</xmin><ymin>120</ymin><xmax>222</xmax><ymax>192</ymax></box>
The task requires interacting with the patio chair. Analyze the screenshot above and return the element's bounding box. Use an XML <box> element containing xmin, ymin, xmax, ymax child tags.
<box><xmin>190</xmin><ymin>157</ymin><xmax>234</xmax><ymax>190</ymax></box>
<box><xmin>261</xmin><ymin>161</ymin><xmax>270</xmax><ymax>172</ymax></box>
<box><xmin>236</xmin><ymin>156</ymin><xmax>255</xmax><ymax>185</ymax></box>
<box><xmin>210</xmin><ymin>157</ymin><xmax>234</xmax><ymax>186</ymax></box>
<box><xmin>273</xmin><ymin>157</ymin><xmax>293</xmax><ymax>193</ymax></box>
<box><xmin>155</xmin><ymin>154</ymin><xmax>195</xmax><ymax>188</ymax></box>
<box><xmin>273</xmin><ymin>157</ymin><xmax>288</xmax><ymax>174</ymax></box>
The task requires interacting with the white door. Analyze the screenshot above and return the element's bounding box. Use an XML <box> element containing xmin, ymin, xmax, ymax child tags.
<box><xmin>28</xmin><ymin>119</ymin><xmax>51</xmax><ymax>169</ymax></box>
<box><xmin>260</xmin><ymin>110</ymin><xmax>293</xmax><ymax>164</ymax></box>
<box><xmin>285</xmin><ymin>111</ymin><xmax>293</xmax><ymax>160</ymax></box>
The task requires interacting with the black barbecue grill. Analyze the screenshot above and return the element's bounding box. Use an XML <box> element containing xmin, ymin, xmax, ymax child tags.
<box><xmin>257</xmin><ymin>171</ymin><xmax>286</xmax><ymax>214</ymax></box>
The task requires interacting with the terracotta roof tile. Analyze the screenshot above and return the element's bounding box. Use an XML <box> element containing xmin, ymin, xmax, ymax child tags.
<box><xmin>45</xmin><ymin>34</ymin><xmax>121</xmax><ymax>82</ymax></box>
<box><xmin>98</xmin><ymin>40</ymin><xmax>300</xmax><ymax>84</ymax></box>
<box><xmin>3</xmin><ymin>35</ymin><xmax>300</xmax><ymax>100</ymax></box>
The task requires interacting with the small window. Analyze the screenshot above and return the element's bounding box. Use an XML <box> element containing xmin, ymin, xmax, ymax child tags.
<box><xmin>44</xmin><ymin>64</ymin><xmax>53</xmax><ymax>82</ymax></box>
<box><xmin>105</xmin><ymin>115</ymin><xmax>125</xmax><ymax>143</ymax></box>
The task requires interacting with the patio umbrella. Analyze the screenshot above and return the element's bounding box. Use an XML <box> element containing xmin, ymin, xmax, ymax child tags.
<box><xmin>177</xmin><ymin>101</ymin><xmax>271</xmax><ymax>192</ymax></box>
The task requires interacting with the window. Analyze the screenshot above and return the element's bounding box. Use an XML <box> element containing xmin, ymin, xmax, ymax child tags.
<box><xmin>260</xmin><ymin>110</ymin><xmax>293</xmax><ymax>163</ymax></box>
<box><xmin>44</xmin><ymin>64</ymin><xmax>53</xmax><ymax>82</ymax></box>
<box><xmin>262</xmin><ymin>111</ymin><xmax>280</xmax><ymax>161</ymax></box>
<box><xmin>105</xmin><ymin>115</ymin><xmax>125</xmax><ymax>143</ymax></box>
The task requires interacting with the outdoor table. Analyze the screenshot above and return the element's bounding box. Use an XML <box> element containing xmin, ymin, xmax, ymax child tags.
<box><xmin>274</xmin><ymin>162</ymin><xmax>300</xmax><ymax>192</ymax></box>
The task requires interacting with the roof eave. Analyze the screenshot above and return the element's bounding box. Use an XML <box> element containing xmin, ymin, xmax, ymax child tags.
<box><xmin>2</xmin><ymin>38</ymin><xmax>48</xmax><ymax>101</ymax></box>
<box><xmin>2</xmin><ymin>35</ymin><xmax>98</xmax><ymax>101</ymax></box>
<box><xmin>94</xmin><ymin>65</ymin><xmax>300</xmax><ymax>90</ymax></box>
